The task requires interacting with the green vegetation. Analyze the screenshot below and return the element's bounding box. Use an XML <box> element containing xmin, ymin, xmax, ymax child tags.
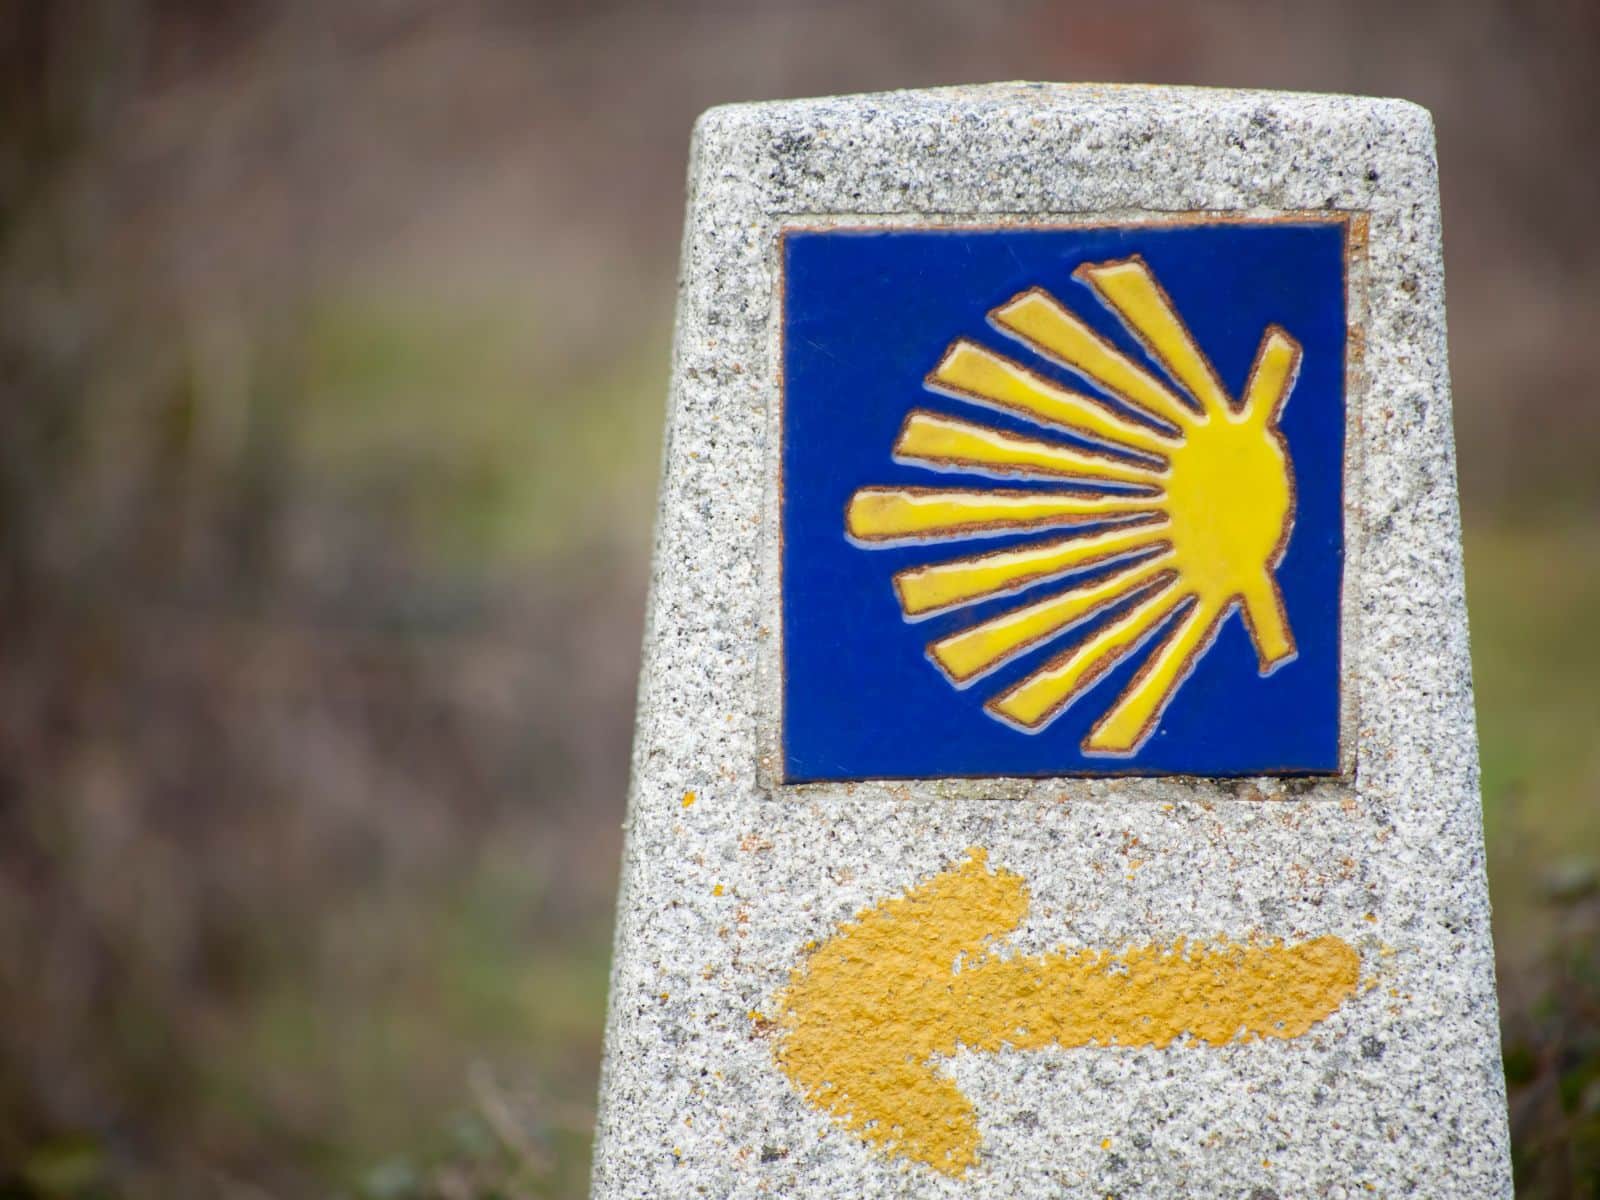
<box><xmin>1467</xmin><ymin>522</ymin><xmax>1600</xmax><ymax>1197</ymax></box>
<box><xmin>1469</xmin><ymin>523</ymin><xmax>1600</xmax><ymax>878</ymax></box>
<box><xmin>298</xmin><ymin>298</ymin><xmax>664</xmax><ymax>568</ymax></box>
<box><xmin>3</xmin><ymin>4</ymin><xmax>1597</xmax><ymax>1195</ymax></box>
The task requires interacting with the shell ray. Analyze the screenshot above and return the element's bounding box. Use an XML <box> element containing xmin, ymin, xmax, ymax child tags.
<box><xmin>990</xmin><ymin>287</ymin><xmax>1202</xmax><ymax>431</ymax></box>
<box><xmin>893</xmin><ymin>521</ymin><xmax>1171</xmax><ymax>619</ymax></box>
<box><xmin>987</xmin><ymin>588</ymin><xmax>1192</xmax><ymax>731</ymax></box>
<box><xmin>929</xmin><ymin>554</ymin><xmax>1178</xmax><ymax>686</ymax></box>
<box><xmin>1084</xmin><ymin>597</ymin><xmax>1228</xmax><ymax>752</ymax></box>
<box><xmin>846</xmin><ymin>486</ymin><xmax>1165</xmax><ymax>545</ymax></box>
<box><xmin>926</xmin><ymin>340</ymin><xmax>1178</xmax><ymax>460</ymax></box>
<box><xmin>844</xmin><ymin>256</ymin><xmax>1303</xmax><ymax>757</ymax></box>
<box><xmin>893</xmin><ymin>411</ymin><xmax>1165</xmax><ymax>489</ymax></box>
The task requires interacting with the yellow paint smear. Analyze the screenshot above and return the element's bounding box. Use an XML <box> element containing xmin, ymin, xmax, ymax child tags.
<box><xmin>774</xmin><ymin>849</ymin><xmax>1359</xmax><ymax>1177</ymax></box>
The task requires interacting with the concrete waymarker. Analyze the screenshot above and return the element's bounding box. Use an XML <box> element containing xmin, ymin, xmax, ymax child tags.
<box><xmin>593</xmin><ymin>85</ymin><xmax>1512</xmax><ymax>1197</ymax></box>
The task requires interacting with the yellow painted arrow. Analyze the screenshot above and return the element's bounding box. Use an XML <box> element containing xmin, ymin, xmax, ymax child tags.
<box><xmin>772</xmin><ymin>848</ymin><xmax>1359</xmax><ymax>1177</ymax></box>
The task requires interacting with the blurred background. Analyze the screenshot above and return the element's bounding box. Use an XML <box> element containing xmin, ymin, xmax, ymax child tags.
<box><xmin>1</xmin><ymin>1</ymin><xmax>1596</xmax><ymax>1196</ymax></box>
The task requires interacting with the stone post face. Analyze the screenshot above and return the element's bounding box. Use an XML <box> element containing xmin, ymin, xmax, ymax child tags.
<box><xmin>592</xmin><ymin>85</ymin><xmax>1512</xmax><ymax>1198</ymax></box>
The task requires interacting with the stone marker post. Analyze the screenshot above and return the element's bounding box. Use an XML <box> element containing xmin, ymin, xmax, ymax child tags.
<box><xmin>592</xmin><ymin>85</ymin><xmax>1512</xmax><ymax>1197</ymax></box>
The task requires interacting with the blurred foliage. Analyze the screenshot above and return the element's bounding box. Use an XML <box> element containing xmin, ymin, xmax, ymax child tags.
<box><xmin>1468</xmin><ymin>526</ymin><xmax>1600</xmax><ymax>1198</ymax></box>
<box><xmin>0</xmin><ymin>5</ymin><xmax>647</xmax><ymax>1197</ymax></box>
<box><xmin>1499</xmin><ymin>896</ymin><xmax>1600</xmax><ymax>1196</ymax></box>
<box><xmin>1469</xmin><ymin>526</ymin><xmax>1600</xmax><ymax>882</ymax></box>
<box><xmin>1</xmin><ymin>1</ymin><xmax>1597</xmax><ymax>1198</ymax></box>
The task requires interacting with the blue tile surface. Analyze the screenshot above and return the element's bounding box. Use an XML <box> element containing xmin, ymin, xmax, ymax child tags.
<box><xmin>781</xmin><ymin>222</ymin><xmax>1347</xmax><ymax>781</ymax></box>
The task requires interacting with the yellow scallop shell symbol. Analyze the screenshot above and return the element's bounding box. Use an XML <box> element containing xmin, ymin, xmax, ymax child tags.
<box><xmin>845</xmin><ymin>256</ymin><xmax>1303</xmax><ymax>756</ymax></box>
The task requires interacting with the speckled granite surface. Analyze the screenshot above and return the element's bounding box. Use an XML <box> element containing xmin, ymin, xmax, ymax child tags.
<box><xmin>591</xmin><ymin>85</ymin><xmax>1511</xmax><ymax>1198</ymax></box>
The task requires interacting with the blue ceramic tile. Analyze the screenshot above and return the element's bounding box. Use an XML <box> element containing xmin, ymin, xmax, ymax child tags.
<box><xmin>781</xmin><ymin>221</ymin><xmax>1346</xmax><ymax>781</ymax></box>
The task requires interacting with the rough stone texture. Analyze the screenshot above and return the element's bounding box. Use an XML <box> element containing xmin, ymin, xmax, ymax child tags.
<box><xmin>591</xmin><ymin>85</ymin><xmax>1511</xmax><ymax>1197</ymax></box>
